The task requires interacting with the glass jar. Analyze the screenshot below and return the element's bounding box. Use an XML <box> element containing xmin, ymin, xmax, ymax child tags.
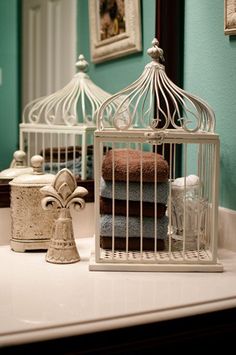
<box><xmin>170</xmin><ymin>180</ymin><xmax>208</xmax><ymax>250</ymax></box>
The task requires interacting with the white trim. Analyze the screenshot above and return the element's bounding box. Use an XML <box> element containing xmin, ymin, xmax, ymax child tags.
<box><xmin>22</xmin><ymin>0</ymin><xmax>77</xmax><ymax>107</ymax></box>
<box><xmin>218</xmin><ymin>206</ymin><xmax>236</xmax><ymax>251</ymax></box>
<box><xmin>46</xmin><ymin>0</ymin><xmax>77</xmax><ymax>93</ymax></box>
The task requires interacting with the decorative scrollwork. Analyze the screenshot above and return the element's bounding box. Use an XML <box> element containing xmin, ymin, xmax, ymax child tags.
<box><xmin>97</xmin><ymin>38</ymin><xmax>215</xmax><ymax>133</ymax></box>
<box><xmin>22</xmin><ymin>54</ymin><xmax>111</xmax><ymax>126</ymax></box>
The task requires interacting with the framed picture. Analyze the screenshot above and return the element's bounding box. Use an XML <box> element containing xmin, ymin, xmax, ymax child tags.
<box><xmin>224</xmin><ymin>0</ymin><xmax>236</xmax><ymax>35</ymax></box>
<box><xmin>89</xmin><ymin>0</ymin><xmax>142</xmax><ymax>63</ymax></box>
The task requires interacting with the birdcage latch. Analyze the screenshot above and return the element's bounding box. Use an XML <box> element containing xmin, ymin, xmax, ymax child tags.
<box><xmin>144</xmin><ymin>131</ymin><xmax>165</xmax><ymax>145</ymax></box>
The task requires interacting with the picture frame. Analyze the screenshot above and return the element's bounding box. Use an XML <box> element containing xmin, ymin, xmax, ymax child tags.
<box><xmin>224</xmin><ymin>0</ymin><xmax>236</xmax><ymax>35</ymax></box>
<box><xmin>89</xmin><ymin>0</ymin><xmax>142</xmax><ymax>63</ymax></box>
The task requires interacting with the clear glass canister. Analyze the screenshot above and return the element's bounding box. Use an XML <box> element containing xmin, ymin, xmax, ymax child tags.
<box><xmin>9</xmin><ymin>155</ymin><xmax>59</xmax><ymax>252</ymax></box>
<box><xmin>170</xmin><ymin>175</ymin><xmax>208</xmax><ymax>250</ymax></box>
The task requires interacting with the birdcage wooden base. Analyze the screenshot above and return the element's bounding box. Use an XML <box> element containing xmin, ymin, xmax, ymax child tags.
<box><xmin>89</xmin><ymin>249</ymin><xmax>223</xmax><ymax>272</ymax></box>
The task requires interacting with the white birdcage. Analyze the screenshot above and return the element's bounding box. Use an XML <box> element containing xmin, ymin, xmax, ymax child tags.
<box><xmin>89</xmin><ymin>38</ymin><xmax>223</xmax><ymax>272</ymax></box>
<box><xmin>20</xmin><ymin>55</ymin><xmax>111</xmax><ymax>180</ymax></box>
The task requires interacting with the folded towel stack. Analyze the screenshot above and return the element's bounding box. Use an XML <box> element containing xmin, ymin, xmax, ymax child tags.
<box><xmin>100</xmin><ymin>148</ymin><xmax>169</xmax><ymax>251</ymax></box>
<box><xmin>102</xmin><ymin>148</ymin><xmax>169</xmax><ymax>182</ymax></box>
<box><xmin>44</xmin><ymin>155</ymin><xmax>93</xmax><ymax>179</ymax></box>
<box><xmin>42</xmin><ymin>145</ymin><xmax>94</xmax><ymax>179</ymax></box>
<box><xmin>42</xmin><ymin>145</ymin><xmax>94</xmax><ymax>162</ymax></box>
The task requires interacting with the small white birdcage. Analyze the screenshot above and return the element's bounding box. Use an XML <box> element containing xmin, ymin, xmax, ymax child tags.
<box><xmin>89</xmin><ymin>38</ymin><xmax>223</xmax><ymax>272</ymax></box>
<box><xmin>20</xmin><ymin>55</ymin><xmax>111</xmax><ymax>180</ymax></box>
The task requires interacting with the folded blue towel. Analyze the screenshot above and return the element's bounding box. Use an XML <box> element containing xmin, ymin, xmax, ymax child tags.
<box><xmin>100</xmin><ymin>177</ymin><xmax>168</xmax><ymax>204</ymax></box>
<box><xmin>100</xmin><ymin>214</ymin><xmax>168</xmax><ymax>239</ymax></box>
<box><xmin>44</xmin><ymin>156</ymin><xmax>93</xmax><ymax>179</ymax></box>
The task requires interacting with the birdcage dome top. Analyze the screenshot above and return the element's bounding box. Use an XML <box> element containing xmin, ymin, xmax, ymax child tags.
<box><xmin>97</xmin><ymin>38</ymin><xmax>215</xmax><ymax>133</ymax></box>
<box><xmin>22</xmin><ymin>55</ymin><xmax>111</xmax><ymax>127</ymax></box>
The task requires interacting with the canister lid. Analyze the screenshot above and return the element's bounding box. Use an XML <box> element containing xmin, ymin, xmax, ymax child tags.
<box><xmin>0</xmin><ymin>150</ymin><xmax>33</xmax><ymax>180</ymax></box>
<box><xmin>10</xmin><ymin>155</ymin><xmax>55</xmax><ymax>187</ymax></box>
<box><xmin>171</xmin><ymin>175</ymin><xmax>200</xmax><ymax>191</ymax></box>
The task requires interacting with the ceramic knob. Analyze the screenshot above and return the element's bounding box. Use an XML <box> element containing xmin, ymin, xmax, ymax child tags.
<box><xmin>31</xmin><ymin>155</ymin><xmax>44</xmax><ymax>174</ymax></box>
<box><xmin>13</xmin><ymin>150</ymin><xmax>27</xmax><ymax>167</ymax></box>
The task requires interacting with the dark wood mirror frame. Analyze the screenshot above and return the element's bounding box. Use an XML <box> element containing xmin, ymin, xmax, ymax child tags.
<box><xmin>156</xmin><ymin>0</ymin><xmax>184</xmax><ymax>87</ymax></box>
<box><xmin>155</xmin><ymin>0</ymin><xmax>184</xmax><ymax>177</ymax></box>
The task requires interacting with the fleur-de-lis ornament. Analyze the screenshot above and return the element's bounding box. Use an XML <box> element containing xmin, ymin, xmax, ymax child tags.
<box><xmin>40</xmin><ymin>168</ymin><xmax>88</xmax><ymax>264</ymax></box>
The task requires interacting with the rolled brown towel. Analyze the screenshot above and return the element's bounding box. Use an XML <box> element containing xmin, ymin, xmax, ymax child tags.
<box><xmin>102</xmin><ymin>149</ymin><xmax>169</xmax><ymax>182</ymax></box>
<box><xmin>100</xmin><ymin>236</ymin><xmax>165</xmax><ymax>251</ymax></box>
<box><xmin>100</xmin><ymin>196</ymin><xmax>166</xmax><ymax>218</ymax></box>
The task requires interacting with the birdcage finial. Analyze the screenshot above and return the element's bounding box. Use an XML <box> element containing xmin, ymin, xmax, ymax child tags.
<box><xmin>97</xmin><ymin>38</ymin><xmax>215</xmax><ymax>133</ymax></box>
<box><xmin>76</xmin><ymin>54</ymin><xmax>89</xmax><ymax>73</ymax></box>
<box><xmin>147</xmin><ymin>38</ymin><xmax>165</xmax><ymax>63</ymax></box>
<box><xmin>22</xmin><ymin>54</ymin><xmax>111</xmax><ymax>127</ymax></box>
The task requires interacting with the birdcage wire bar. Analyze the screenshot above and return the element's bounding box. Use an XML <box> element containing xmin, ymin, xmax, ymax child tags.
<box><xmin>89</xmin><ymin>39</ymin><xmax>222</xmax><ymax>272</ymax></box>
<box><xmin>90</xmin><ymin>128</ymin><xmax>221</xmax><ymax>272</ymax></box>
<box><xmin>20</xmin><ymin>125</ymin><xmax>95</xmax><ymax>180</ymax></box>
<box><xmin>20</xmin><ymin>54</ymin><xmax>111</xmax><ymax>180</ymax></box>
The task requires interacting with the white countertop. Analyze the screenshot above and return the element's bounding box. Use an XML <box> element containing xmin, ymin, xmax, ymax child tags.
<box><xmin>1</xmin><ymin>236</ymin><xmax>236</xmax><ymax>348</ymax></box>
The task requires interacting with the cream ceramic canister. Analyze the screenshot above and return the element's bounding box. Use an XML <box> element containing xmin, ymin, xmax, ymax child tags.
<box><xmin>9</xmin><ymin>155</ymin><xmax>59</xmax><ymax>252</ymax></box>
<box><xmin>0</xmin><ymin>150</ymin><xmax>33</xmax><ymax>182</ymax></box>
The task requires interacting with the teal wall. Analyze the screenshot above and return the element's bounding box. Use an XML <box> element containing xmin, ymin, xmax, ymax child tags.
<box><xmin>183</xmin><ymin>0</ymin><xmax>236</xmax><ymax>211</ymax></box>
<box><xmin>1</xmin><ymin>0</ymin><xmax>235</xmax><ymax>211</ymax></box>
<box><xmin>0</xmin><ymin>0</ymin><xmax>20</xmax><ymax>170</ymax></box>
<box><xmin>77</xmin><ymin>0</ymin><xmax>156</xmax><ymax>94</ymax></box>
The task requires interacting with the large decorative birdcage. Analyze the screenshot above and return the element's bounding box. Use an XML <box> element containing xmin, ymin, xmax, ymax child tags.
<box><xmin>89</xmin><ymin>38</ymin><xmax>223</xmax><ymax>272</ymax></box>
<box><xmin>20</xmin><ymin>55</ymin><xmax>111</xmax><ymax>180</ymax></box>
